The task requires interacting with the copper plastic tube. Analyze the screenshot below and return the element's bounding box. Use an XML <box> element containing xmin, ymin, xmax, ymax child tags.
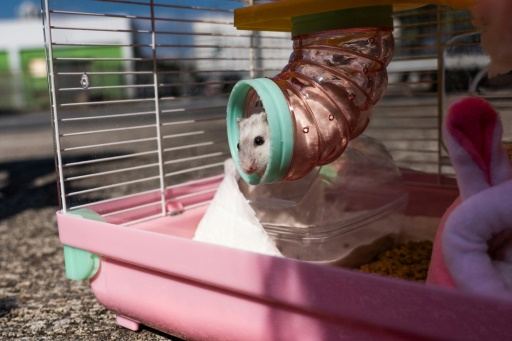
<box><xmin>227</xmin><ymin>25</ymin><xmax>394</xmax><ymax>184</ymax></box>
<box><xmin>276</xmin><ymin>27</ymin><xmax>394</xmax><ymax>181</ymax></box>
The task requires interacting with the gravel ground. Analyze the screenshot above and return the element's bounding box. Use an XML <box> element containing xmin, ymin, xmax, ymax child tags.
<box><xmin>0</xmin><ymin>116</ymin><xmax>181</xmax><ymax>340</ymax></box>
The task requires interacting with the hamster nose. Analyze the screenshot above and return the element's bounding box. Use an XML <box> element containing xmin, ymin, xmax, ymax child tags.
<box><xmin>243</xmin><ymin>164</ymin><xmax>256</xmax><ymax>174</ymax></box>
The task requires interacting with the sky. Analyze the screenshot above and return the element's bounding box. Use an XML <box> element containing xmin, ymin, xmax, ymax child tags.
<box><xmin>0</xmin><ymin>0</ymin><xmax>35</xmax><ymax>19</ymax></box>
<box><xmin>0</xmin><ymin>0</ymin><xmax>245</xmax><ymax>59</ymax></box>
<box><xmin>0</xmin><ymin>0</ymin><xmax>241</xmax><ymax>20</ymax></box>
<box><xmin>0</xmin><ymin>0</ymin><xmax>129</xmax><ymax>19</ymax></box>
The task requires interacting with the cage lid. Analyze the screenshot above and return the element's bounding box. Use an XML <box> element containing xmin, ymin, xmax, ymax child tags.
<box><xmin>234</xmin><ymin>0</ymin><xmax>474</xmax><ymax>32</ymax></box>
<box><xmin>291</xmin><ymin>5</ymin><xmax>393</xmax><ymax>36</ymax></box>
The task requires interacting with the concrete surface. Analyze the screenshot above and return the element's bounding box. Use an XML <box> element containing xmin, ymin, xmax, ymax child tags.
<box><xmin>0</xmin><ymin>112</ymin><xmax>180</xmax><ymax>340</ymax></box>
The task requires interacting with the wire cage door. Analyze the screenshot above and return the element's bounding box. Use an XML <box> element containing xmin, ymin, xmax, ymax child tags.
<box><xmin>41</xmin><ymin>0</ymin><xmax>292</xmax><ymax>225</ymax></box>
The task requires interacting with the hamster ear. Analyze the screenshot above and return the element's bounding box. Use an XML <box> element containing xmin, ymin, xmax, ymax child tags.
<box><xmin>237</xmin><ymin>118</ymin><xmax>242</xmax><ymax>125</ymax></box>
<box><xmin>444</xmin><ymin>97</ymin><xmax>512</xmax><ymax>200</ymax></box>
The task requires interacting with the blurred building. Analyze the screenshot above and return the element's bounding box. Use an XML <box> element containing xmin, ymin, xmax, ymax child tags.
<box><xmin>0</xmin><ymin>1</ymin><xmax>133</xmax><ymax>111</ymax></box>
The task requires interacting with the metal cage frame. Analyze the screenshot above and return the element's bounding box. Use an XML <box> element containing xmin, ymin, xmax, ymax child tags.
<box><xmin>41</xmin><ymin>1</ymin><xmax>510</xmax><ymax>224</ymax></box>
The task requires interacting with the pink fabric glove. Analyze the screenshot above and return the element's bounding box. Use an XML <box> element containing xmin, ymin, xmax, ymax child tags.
<box><xmin>427</xmin><ymin>97</ymin><xmax>512</xmax><ymax>299</ymax></box>
<box><xmin>427</xmin><ymin>198</ymin><xmax>459</xmax><ymax>288</ymax></box>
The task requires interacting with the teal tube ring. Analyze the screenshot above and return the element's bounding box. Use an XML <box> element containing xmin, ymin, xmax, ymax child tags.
<box><xmin>227</xmin><ymin>78</ymin><xmax>294</xmax><ymax>185</ymax></box>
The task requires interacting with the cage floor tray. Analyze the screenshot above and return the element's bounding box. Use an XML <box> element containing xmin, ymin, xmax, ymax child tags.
<box><xmin>56</xmin><ymin>184</ymin><xmax>512</xmax><ymax>341</ymax></box>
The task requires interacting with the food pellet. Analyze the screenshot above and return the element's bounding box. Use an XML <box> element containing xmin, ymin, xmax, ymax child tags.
<box><xmin>357</xmin><ymin>240</ymin><xmax>433</xmax><ymax>282</ymax></box>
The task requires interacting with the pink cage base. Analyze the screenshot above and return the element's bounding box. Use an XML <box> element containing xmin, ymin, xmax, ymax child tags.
<box><xmin>57</xmin><ymin>174</ymin><xmax>512</xmax><ymax>340</ymax></box>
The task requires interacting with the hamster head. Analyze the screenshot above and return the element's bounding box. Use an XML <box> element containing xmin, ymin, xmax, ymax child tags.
<box><xmin>237</xmin><ymin>112</ymin><xmax>270</xmax><ymax>177</ymax></box>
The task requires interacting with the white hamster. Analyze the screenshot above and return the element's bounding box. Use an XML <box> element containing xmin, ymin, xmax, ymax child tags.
<box><xmin>237</xmin><ymin>112</ymin><xmax>270</xmax><ymax>177</ymax></box>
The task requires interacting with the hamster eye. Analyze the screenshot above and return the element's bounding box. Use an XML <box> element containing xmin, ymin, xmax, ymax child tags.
<box><xmin>237</xmin><ymin>143</ymin><xmax>240</xmax><ymax>150</ymax></box>
<box><xmin>254</xmin><ymin>136</ymin><xmax>265</xmax><ymax>146</ymax></box>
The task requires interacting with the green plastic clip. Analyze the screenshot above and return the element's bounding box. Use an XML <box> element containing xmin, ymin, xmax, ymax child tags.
<box><xmin>62</xmin><ymin>209</ymin><xmax>103</xmax><ymax>281</ymax></box>
<box><xmin>63</xmin><ymin>245</ymin><xmax>100</xmax><ymax>281</ymax></box>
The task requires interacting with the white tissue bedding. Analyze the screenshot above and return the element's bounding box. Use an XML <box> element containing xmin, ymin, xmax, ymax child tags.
<box><xmin>193</xmin><ymin>159</ymin><xmax>283</xmax><ymax>257</ymax></box>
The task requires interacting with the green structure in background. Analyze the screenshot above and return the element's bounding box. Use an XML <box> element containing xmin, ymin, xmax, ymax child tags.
<box><xmin>0</xmin><ymin>51</ymin><xmax>13</xmax><ymax>111</ymax></box>
<box><xmin>0</xmin><ymin>51</ymin><xmax>9</xmax><ymax>71</ymax></box>
<box><xmin>20</xmin><ymin>46</ymin><xmax>125</xmax><ymax>110</ymax></box>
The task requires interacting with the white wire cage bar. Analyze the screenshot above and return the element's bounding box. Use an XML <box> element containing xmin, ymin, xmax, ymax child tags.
<box><xmin>42</xmin><ymin>1</ymin><xmax>511</xmax><ymax>224</ymax></box>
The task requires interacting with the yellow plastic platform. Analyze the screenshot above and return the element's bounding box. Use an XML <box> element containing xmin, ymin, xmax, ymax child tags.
<box><xmin>234</xmin><ymin>0</ymin><xmax>474</xmax><ymax>32</ymax></box>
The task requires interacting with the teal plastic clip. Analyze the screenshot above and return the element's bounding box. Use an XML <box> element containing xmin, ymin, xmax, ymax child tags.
<box><xmin>62</xmin><ymin>209</ymin><xmax>103</xmax><ymax>281</ymax></box>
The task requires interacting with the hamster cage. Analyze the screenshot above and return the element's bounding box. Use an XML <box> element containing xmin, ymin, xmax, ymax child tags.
<box><xmin>42</xmin><ymin>0</ymin><xmax>512</xmax><ymax>340</ymax></box>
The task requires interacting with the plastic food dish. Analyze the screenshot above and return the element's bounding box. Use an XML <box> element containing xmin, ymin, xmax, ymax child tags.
<box><xmin>239</xmin><ymin>135</ymin><xmax>407</xmax><ymax>267</ymax></box>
